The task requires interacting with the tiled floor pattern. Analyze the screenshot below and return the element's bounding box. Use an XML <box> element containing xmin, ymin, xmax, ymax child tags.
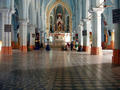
<box><xmin>0</xmin><ymin>50</ymin><xmax>120</xmax><ymax>90</ymax></box>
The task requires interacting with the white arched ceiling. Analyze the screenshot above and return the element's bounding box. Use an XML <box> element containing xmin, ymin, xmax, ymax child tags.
<box><xmin>0</xmin><ymin>0</ymin><xmax>113</xmax><ymax>34</ymax></box>
<box><xmin>28</xmin><ymin>0</ymin><xmax>36</xmax><ymax>26</ymax></box>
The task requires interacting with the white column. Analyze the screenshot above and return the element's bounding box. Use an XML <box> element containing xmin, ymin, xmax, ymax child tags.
<box><xmin>112</xmin><ymin>0</ymin><xmax>120</xmax><ymax>64</ymax></box>
<box><xmin>0</xmin><ymin>13</ymin><xmax>2</xmax><ymax>40</ymax></box>
<box><xmin>2</xmin><ymin>9</ymin><xmax>9</xmax><ymax>47</ymax></box>
<box><xmin>78</xmin><ymin>25</ymin><xmax>83</xmax><ymax>46</ymax></box>
<box><xmin>0</xmin><ymin>9</ymin><xmax>13</xmax><ymax>55</ymax></box>
<box><xmin>111</xmin><ymin>30</ymin><xmax>114</xmax><ymax>49</ymax></box>
<box><xmin>0</xmin><ymin>12</ymin><xmax>4</xmax><ymax>53</ymax></box>
<box><xmin>91</xmin><ymin>8</ymin><xmax>103</xmax><ymax>55</ymax></box>
<box><xmin>19</xmin><ymin>20</ymin><xmax>28</xmax><ymax>52</ymax></box>
<box><xmin>83</xmin><ymin>19</ymin><xmax>91</xmax><ymax>52</ymax></box>
<box><xmin>28</xmin><ymin>24</ymin><xmax>35</xmax><ymax>50</ymax></box>
<box><xmin>41</xmin><ymin>31</ymin><xmax>44</xmax><ymax>44</ymax></box>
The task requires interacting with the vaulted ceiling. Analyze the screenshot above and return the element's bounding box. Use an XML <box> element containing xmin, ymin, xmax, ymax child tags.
<box><xmin>0</xmin><ymin>0</ymin><xmax>114</xmax><ymax>32</ymax></box>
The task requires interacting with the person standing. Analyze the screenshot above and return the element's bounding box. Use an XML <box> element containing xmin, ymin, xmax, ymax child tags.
<box><xmin>71</xmin><ymin>41</ymin><xmax>73</xmax><ymax>51</ymax></box>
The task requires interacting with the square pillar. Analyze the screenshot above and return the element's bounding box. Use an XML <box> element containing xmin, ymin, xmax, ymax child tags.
<box><xmin>78</xmin><ymin>22</ymin><xmax>84</xmax><ymax>47</ymax></box>
<box><xmin>112</xmin><ymin>0</ymin><xmax>120</xmax><ymax>64</ymax></box>
<box><xmin>91</xmin><ymin>8</ymin><xmax>104</xmax><ymax>55</ymax></box>
<box><xmin>19</xmin><ymin>20</ymin><xmax>28</xmax><ymax>53</ymax></box>
<box><xmin>0</xmin><ymin>9</ymin><xmax>13</xmax><ymax>55</ymax></box>
<box><xmin>28</xmin><ymin>24</ymin><xmax>35</xmax><ymax>50</ymax></box>
<box><xmin>111</xmin><ymin>31</ymin><xmax>114</xmax><ymax>49</ymax></box>
<box><xmin>112</xmin><ymin>25</ymin><xmax>120</xmax><ymax>64</ymax></box>
<box><xmin>83</xmin><ymin>19</ymin><xmax>91</xmax><ymax>53</ymax></box>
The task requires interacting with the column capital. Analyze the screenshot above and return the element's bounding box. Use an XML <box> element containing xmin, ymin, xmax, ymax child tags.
<box><xmin>108</xmin><ymin>29</ymin><xmax>114</xmax><ymax>32</ymax></box>
<box><xmin>93</xmin><ymin>7</ymin><xmax>104</xmax><ymax>11</ymax></box>
<box><xmin>92</xmin><ymin>8</ymin><xmax>104</xmax><ymax>15</ymax></box>
<box><xmin>83</xmin><ymin>19</ymin><xmax>91</xmax><ymax>23</ymax></box>
<box><xmin>9</xmin><ymin>9</ymin><xmax>15</xmax><ymax>14</ymax></box>
<box><xmin>111</xmin><ymin>29</ymin><xmax>115</xmax><ymax>32</ymax></box>
<box><xmin>19</xmin><ymin>19</ymin><xmax>28</xmax><ymax>25</ymax></box>
<box><xmin>0</xmin><ymin>9</ymin><xmax>9</xmax><ymax>13</ymax></box>
<box><xmin>28</xmin><ymin>23</ymin><xmax>35</xmax><ymax>27</ymax></box>
<box><xmin>0</xmin><ymin>9</ymin><xmax>15</xmax><ymax>15</ymax></box>
<box><xmin>89</xmin><ymin>8</ymin><xmax>104</xmax><ymax>16</ymax></box>
<box><xmin>79</xmin><ymin>21</ymin><xmax>84</xmax><ymax>27</ymax></box>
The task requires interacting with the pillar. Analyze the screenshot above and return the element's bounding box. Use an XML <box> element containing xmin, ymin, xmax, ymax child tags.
<box><xmin>112</xmin><ymin>24</ymin><xmax>120</xmax><ymax>64</ymax></box>
<box><xmin>112</xmin><ymin>25</ymin><xmax>120</xmax><ymax>65</ymax></box>
<box><xmin>112</xmin><ymin>0</ymin><xmax>120</xmax><ymax>64</ymax></box>
<box><xmin>0</xmin><ymin>12</ymin><xmax>3</xmax><ymax>53</ymax></box>
<box><xmin>19</xmin><ymin>20</ymin><xmax>28</xmax><ymax>53</ymax></box>
<box><xmin>28</xmin><ymin>24</ymin><xmax>35</xmax><ymax>50</ymax></box>
<box><xmin>83</xmin><ymin>19</ymin><xmax>91</xmax><ymax>52</ymax></box>
<box><xmin>78</xmin><ymin>25</ymin><xmax>83</xmax><ymax>47</ymax></box>
<box><xmin>111</xmin><ymin>30</ymin><xmax>114</xmax><ymax>49</ymax></box>
<box><xmin>91</xmin><ymin>8</ymin><xmax>103</xmax><ymax>55</ymax></box>
<box><xmin>0</xmin><ymin>9</ymin><xmax>13</xmax><ymax>55</ymax></box>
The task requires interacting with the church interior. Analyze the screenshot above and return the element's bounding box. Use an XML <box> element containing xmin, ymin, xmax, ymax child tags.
<box><xmin>0</xmin><ymin>0</ymin><xmax>120</xmax><ymax>90</ymax></box>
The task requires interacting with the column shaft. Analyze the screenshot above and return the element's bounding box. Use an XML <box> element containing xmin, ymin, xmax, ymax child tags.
<box><xmin>0</xmin><ymin>9</ymin><xmax>12</xmax><ymax>55</ymax></box>
<box><xmin>91</xmin><ymin>8</ymin><xmax>103</xmax><ymax>55</ymax></box>
<box><xmin>112</xmin><ymin>0</ymin><xmax>120</xmax><ymax>64</ymax></box>
<box><xmin>29</xmin><ymin>24</ymin><xmax>35</xmax><ymax>50</ymax></box>
<box><xmin>112</xmin><ymin>24</ymin><xmax>120</xmax><ymax>64</ymax></box>
<box><xmin>19</xmin><ymin>20</ymin><xmax>27</xmax><ymax>53</ymax></box>
<box><xmin>83</xmin><ymin>20</ymin><xmax>90</xmax><ymax>52</ymax></box>
<box><xmin>111</xmin><ymin>31</ymin><xmax>114</xmax><ymax>49</ymax></box>
<box><xmin>78</xmin><ymin>25</ymin><xmax>83</xmax><ymax>46</ymax></box>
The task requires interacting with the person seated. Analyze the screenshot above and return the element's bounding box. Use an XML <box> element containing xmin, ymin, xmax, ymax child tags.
<box><xmin>46</xmin><ymin>44</ymin><xmax>51</xmax><ymax>51</ymax></box>
<box><xmin>64</xmin><ymin>45</ymin><xmax>67</xmax><ymax>51</ymax></box>
<box><xmin>78</xmin><ymin>45</ymin><xmax>83</xmax><ymax>52</ymax></box>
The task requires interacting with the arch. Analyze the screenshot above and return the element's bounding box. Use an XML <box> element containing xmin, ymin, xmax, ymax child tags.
<box><xmin>46</xmin><ymin>0</ymin><xmax>72</xmax><ymax>40</ymax></box>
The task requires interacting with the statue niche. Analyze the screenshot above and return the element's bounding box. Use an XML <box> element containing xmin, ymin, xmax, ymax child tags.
<box><xmin>56</xmin><ymin>13</ymin><xmax>63</xmax><ymax>32</ymax></box>
<box><xmin>49</xmin><ymin>5</ymin><xmax>70</xmax><ymax>33</ymax></box>
<box><xmin>49</xmin><ymin>5</ymin><xmax>70</xmax><ymax>48</ymax></box>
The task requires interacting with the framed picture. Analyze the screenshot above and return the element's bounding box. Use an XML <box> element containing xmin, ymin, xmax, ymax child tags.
<box><xmin>4</xmin><ymin>25</ymin><xmax>12</xmax><ymax>32</ymax></box>
<box><xmin>82</xmin><ymin>30</ymin><xmax>87</xmax><ymax>36</ymax></box>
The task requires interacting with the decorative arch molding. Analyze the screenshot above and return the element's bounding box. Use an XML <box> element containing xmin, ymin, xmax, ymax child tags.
<box><xmin>46</xmin><ymin>0</ymin><xmax>72</xmax><ymax>40</ymax></box>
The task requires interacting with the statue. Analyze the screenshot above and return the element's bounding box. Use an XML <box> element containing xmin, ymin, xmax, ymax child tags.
<box><xmin>57</xmin><ymin>13</ymin><xmax>63</xmax><ymax>32</ymax></box>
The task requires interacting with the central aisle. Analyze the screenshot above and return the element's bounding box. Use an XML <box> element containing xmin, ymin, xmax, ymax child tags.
<box><xmin>0</xmin><ymin>50</ymin><xmax>120</xmax><ymax>90</ymax></box>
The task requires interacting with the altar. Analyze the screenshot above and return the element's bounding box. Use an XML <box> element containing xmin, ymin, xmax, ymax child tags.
<box><xmin>49</xmin><ymin>33</ymin><xmax>70</xmax><ymax>48</ymax></box>
<box><xmin>48</xmin><ymin>6</ymin><xmax>71</xmax><ymax>48</ymax></box>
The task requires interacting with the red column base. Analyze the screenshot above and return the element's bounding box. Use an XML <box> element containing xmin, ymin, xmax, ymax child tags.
<box><xmin>1</xmin><ymin>47</ymin><xmax>12</xmax><ymax>55</ymax></box>
<box><xmin>102</xmin><ymin>42</ymin><xmax>106</xmax><ymax>49</ymax></box>
<box><xmin>102</xmin><ymin>41</ymin><xmax>114</xmax><ymax>49</ymax></box>
<box><xmin>83</xmin><ymin>46</ymin><xmax>91</xmax><ymax>52</ymax></box>
<box><xmin>29</xmin><ymin>45</ymin><xmax>34</xmax><ymax>50</ymax></box>
<box><xmin>112</xmin><ymin>49</ymin><xmax>120</xmax><ymax>64</ymax></box>
<box><xmin>111</xmin><ymin>41</ymin><xmax>114</xmax><ymax>49</ymax></box>
<box><xmin>107</xmin><ymin>41</ymin><xmax>114</xmax><ymax>49</ymax></box>
<box><xmin>91</xmin><ymin>47</ymin><xmax>102</xmax><ymax>55</ymax></box>
<box><xmin>11</xmin><ymin>41</ymin><xmax>15</xmax><ymax>49</ymax></box>
<box><xmin>20</xmin><ymin>46</ymin><xmax>27</xmax><ymax>53</ymax></box>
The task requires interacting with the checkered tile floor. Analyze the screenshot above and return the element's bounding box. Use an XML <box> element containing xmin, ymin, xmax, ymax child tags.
<box><xmin>0</xmin><ymin>50</ymin><xmax>120</xmax><ymax>90</ymax></box>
